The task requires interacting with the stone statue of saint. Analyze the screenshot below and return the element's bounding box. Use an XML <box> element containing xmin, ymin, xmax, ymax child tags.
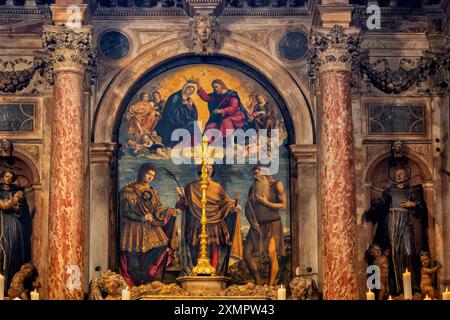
<box><xmin>0</xmin><ymin>170</ymin><xmax>32</xmax><ymax>294</ymax></box>
<box><xmin>119</xmin><ymin>163</ymin><xmax>179</xmax><ymax>287</ymax></box>
<box><xmin>176</xmin><ymin>164</ymin><xmax>243</xmax><ymax>276</ymax></box>
<box><xmin>243</xmin><ymin>165</ymin><xmax>287</xmax><ymax>286</ymax></box>
<box><xmin>367</xmin><ymin>165</ymin><xmax>429</xmax><ymax>296</ymax></box>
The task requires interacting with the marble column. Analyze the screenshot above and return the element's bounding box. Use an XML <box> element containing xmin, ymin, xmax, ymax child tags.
<box><xmin>311</xmin><ymin>25</ymin><xmax>361</xmax><ymax>300</ymax></box>
<box><xmin>43</xmin><ymin>24</ymin><xmax>93</xmax><ymax>300</ymax></box>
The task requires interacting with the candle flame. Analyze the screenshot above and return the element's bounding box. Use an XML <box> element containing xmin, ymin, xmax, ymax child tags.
<box><xmin>389</xmin><ymin>295</ymin><xmax>392</xmax><ymax>300</ymax></box>
<box><xmin>405</xmin><ymin>268</ymin><xmax>408</xmax><ymax>273</ymax></box>
<box><xmin>446</xmin><ymin>287</ymin><xmax>448</xmax><ymax>293</ymax></box>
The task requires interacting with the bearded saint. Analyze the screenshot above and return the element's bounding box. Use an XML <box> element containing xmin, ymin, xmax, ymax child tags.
<box><xmin>177</xmin><ymin>164</ymin><xmax>242</xmax><ymax>276</ymax></box>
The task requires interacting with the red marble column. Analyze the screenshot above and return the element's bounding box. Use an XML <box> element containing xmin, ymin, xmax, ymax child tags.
<box><xmin>43</xmin><ymin>25</ymin><xmax>93</xmax><ymax>300</ymax></box>
<box><xmin>312</xmin><ymin>26</ymin><xmax>360</xmax><ymax>300</ymax></box>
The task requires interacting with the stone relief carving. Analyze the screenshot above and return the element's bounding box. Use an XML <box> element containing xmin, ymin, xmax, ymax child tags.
<box><xmin>355</xmin><ymin>36</ymin><xmax>449</xmax><ymax>95</ymax></box>
<box><xmin>309</xmin><ymin>25</ymin><xmax>362</xmax><ymax>91</ymax></box>
<box><xmin>0</xmin><ymin>57</ymin><xmax>46</xmax><ymax>94</ymax></box>
<box><xmin>42</xmin><ymin>25</ymin><xmax>96</xmax><ymax>86</ymax></box>
<box><xmin>189</xmin><ymin>15</ymin><xmax>220</xmax><ymax>56</ymax></box>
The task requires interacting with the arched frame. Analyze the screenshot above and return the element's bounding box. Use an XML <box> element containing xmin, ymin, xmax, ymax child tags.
<box><xmin>89</xmin><ymin>33</ymin><xmax>316</xmax><ymax>280</ymax></box>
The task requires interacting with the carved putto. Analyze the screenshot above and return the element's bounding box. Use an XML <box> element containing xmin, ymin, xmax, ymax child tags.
<box><xmin>189</xmin><ymin>15</ymin><xmax>220</xmax><ymax>56</ymax></box>
<box><xmin>7</xmin><ymin>263</ymin><xmax>40</xmax><ymax>300</ymax></box>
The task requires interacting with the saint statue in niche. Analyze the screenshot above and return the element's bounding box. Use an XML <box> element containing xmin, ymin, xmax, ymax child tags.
<box><xmin>366</xmin><ymin>158</ymin><xmax>429</xmax><ymax>297</ymax></box>
<box><xmin>119</xmin><ymin>164</ymin><xmax>179</xmax><ymax>286</ymax></box>
<box><xmin>0</xmin><ymin>169</ymin><xmax>32</xmax><ymax>293</ymax></box>
<box><xmin>176</xmin><ymin>164</ymin><xmax>243</xmax><ymax>276</ymax></box>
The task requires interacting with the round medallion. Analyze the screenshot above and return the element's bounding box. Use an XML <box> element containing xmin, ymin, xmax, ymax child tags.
<box><xmin>99</xmin><ymin>30</ymin><xmax>130</xmax><ymax>60</ymax></box>
<box><xmin>278</xmin><ymin>31</ymin><xmax>309</xmax><ymax>61</ymax></box>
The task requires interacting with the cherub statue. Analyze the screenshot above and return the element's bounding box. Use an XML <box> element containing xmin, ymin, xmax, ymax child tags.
<box><xmin>420</xmin><ymin>252</ymin><xmax>439</xmax><ymax>299</ymax></box>
<box><xmin>189</xmin><ymin>15</ymin><xmax>219</xmax><ymax>56</ymax></box>
<box><xmin>7</xmin><ymin>263</ymin><xmax>39</xmax><ymax>300</ymax></box>
<box><xmin>88</xmin><ymin>270</ymin><xmax>127</xmax><ymax>300</ymax></box>
<box><xmin>289</xmin><ymin>276</ymin><xmax>320</xmax><ymax>300</ymax></box>
<box><xmin>366</xmin><ymin>244</ymin><xmax>389</xmax><ymax>300</ymax></box>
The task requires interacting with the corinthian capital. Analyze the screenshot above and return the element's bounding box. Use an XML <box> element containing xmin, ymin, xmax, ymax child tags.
<box><xmin>309</xmin><ymin>25</ymin><xmax>361</xmax><ymax>75</ymax></box>
<box><xmin>42</xmin><ymin>25</ymin><xmax>94</xmax><ymax>75</ymax></box>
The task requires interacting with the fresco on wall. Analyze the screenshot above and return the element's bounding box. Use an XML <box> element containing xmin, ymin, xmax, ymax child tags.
<box><xmin>117</xmin><ymin>64</ymin><xmax>292</xmax><ymax>286</ymax></box>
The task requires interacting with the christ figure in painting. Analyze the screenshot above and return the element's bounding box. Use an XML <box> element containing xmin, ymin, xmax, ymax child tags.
<box><xmin>194</xmin><ymin>78</ymin><xmax>251</xmax><ymax>138</ymax></box>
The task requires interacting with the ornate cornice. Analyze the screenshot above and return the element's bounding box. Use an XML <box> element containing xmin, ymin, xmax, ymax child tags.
<box><xmin>42</xmin><ymin>25</ymin><xmax>95</xmax><ymax>82</ymax></box>
<box><xmin>309</xmin><ymin>25</ymin><xmax>362</xmax><ymax>75</ymax></box>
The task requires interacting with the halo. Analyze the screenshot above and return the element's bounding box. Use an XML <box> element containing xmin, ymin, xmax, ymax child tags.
<box><xmin>388</xmin><ymin>161</ymin><xmax>412</xmax><ymax>183</ymax></box>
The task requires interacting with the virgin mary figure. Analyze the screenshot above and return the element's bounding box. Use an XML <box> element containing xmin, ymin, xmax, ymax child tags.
<box><xmin>155</xmin><ymin>82</ymin><xmax>200</xmax><ymax>148</ymax></box>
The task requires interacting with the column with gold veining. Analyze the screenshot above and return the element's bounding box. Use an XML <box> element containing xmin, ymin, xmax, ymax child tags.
<box><xmin>42</xmin><ymin>23</ymin><xmax>93</xmax><ymax>300</ymax></box>
<box><xmin>310</xmin><ymin>25</ymin><xmax>361</xmax><ymax>300</ymax></box>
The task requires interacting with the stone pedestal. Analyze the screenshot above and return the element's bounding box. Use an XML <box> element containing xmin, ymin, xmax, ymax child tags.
<box><xmin>43</xmin><ymin>24</ymin><xmax>93</xmax><ymax>300</ymax></box>
<box><xmin>310</xmin><ymin>25</ymin><xmax>361</xmax><ymax>300</ymax></box>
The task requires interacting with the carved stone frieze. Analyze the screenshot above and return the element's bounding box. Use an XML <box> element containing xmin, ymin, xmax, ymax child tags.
<box><xmin>0</xmin><ymin>57</ymin><xmax>46</xmax><ymax>94</ymax></box>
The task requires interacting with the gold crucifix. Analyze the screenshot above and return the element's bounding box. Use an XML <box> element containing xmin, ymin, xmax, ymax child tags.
<box><xmin>190</xmin><ymin>135</ymin><xmax>223</xmax><ymax>276</ymax></box>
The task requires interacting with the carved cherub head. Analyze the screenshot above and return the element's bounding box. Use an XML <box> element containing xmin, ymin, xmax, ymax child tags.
<box><xmin>190</xmin><ymin>15</ymin><xmax>219</xmax><ymax>56</ymax></box>
<box><xmin>0</xmin><ymin>139</ymin><xmax>13</xmax><ymax>157</ymax></box>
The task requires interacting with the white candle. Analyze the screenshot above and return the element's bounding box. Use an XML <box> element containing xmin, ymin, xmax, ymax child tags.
<box><xmin>402</xmin><ymin>268</ymin><xmax>412</xmax><ymax>300</ymax></box>
<box><xmin>423</xmin><ymin>294</ymin><xmax>431</xmax><ymax>300</ymax></box>
<box><xmin>277</xmin><ymin>284</ymin><xmax>286</xmax><ymax>300</ymax></box>
<box><xmin>366</xmin><ymin>289</ymin><xmax>375</xmax><ymax>300</ymax></box>
<box><xmin>442</xmin><ymin>287</ymin><xmax>450</xmax><ymax>301</ymax></box>
<box><xmin>0</xmin><ymin>273</ymin><xmax>4</xmax><ymax>300</ymax></box>
<box><xmin>30</xmin><ymin>289</ymin><xmax>39</xmax><ymax>300</ymax></box>
<box><xmin>121</xmin><ymin>286</ymin><xmax>131</xmax><ymax>300</ymax></box>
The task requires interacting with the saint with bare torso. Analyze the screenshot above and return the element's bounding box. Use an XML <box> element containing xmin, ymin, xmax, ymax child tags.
<box><xmin>243</xmin><ymin>165</ymin><xmax>287</xmax><ymax>286</ymax></box>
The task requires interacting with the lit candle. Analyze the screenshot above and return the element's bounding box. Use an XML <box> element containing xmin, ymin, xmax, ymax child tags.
<box><xmin>442</xmin><ymin>287</ymin><xmax>450</xmax><ymax>301</ymax></box>
<box><xmin>30</xmin><ymin>289</ymin><xmax>40</xmax><ymax>300</ymax></box>
<box><xmin>423</xmin><ymin>294</ymin><xmax>431</xmax><ymax>300</ymax></box>
<box><xmin>388</xmin><ymin>295</ymin><xmax>393</xmax><ymax>300</ymax></box>
<box><xmin>0</xmin><ymin>273</ymin><xmax>4</xmax><ymax>300</ymax></box>
<box><xmin>366</xmin><ymin>289</ymin><xmax>375</xmax><ymax>300</ymax></box>
<box><xmin>121</xmin><ymin>286</ymin><xmax>131</xmax><ymax>300</ymax></box>
<box><xmin>277</xmin><ymin>284</ymin><xmax>286</xmax><ymax>300</ymax></box>
<box><xmin>402</xmin><ymin>268</ymin><xmax>412</xmax><ymax>300</ymax></box>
